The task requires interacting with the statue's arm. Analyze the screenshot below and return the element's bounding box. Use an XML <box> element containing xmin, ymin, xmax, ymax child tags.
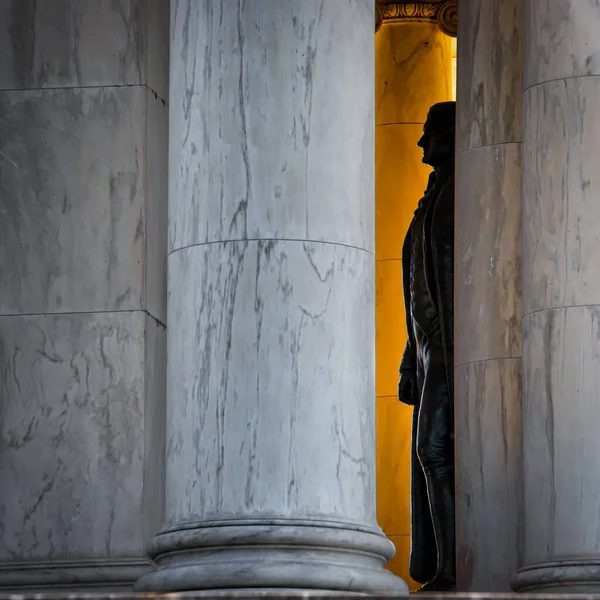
<box><xmin>398</xmin><ymin>336</ymin><xmax>418</xmax><ymax>406</ymax></box>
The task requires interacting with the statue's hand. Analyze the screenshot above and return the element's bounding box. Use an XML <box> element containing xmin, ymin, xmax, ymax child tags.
<box><xmin>398</xmin><ymin>371</ymin><xmax>418</xmax><ymax>405</ymax></box>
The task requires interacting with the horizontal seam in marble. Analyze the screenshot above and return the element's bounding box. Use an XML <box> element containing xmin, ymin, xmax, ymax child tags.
<box><xmin>0</xmin><ymin>308</ymin><xmax>166</xmax><ymax>327</ymax></box>
<box><xmin>454</xmin><ymin>355</ymin><xmax>522</xmax><ymax>370</ymax></box>
<box><xmin>0</xmin><ymin>83</ymin><xmax>168</xmax><ymax>105</ymax></box>
<box><xmin>523</xmin><ymin>73</ymin><xmax>600</xmax><ymax>93</ymax></box>
<box><xmin>522</xmin><ymin>304</ymin><xmax>600</xmax><ymax>319</ymax></box>
<box><xmin>457</xmin><ymin>140</ymin><xmax>522</xmax><ymax>156</ymax></box>
<box><xmin>169</xmin><ymin>238</ymin><xmax>374</xmax><ymax>258</ymax></box>
<box><xmin>375</xmin><ymin>257</ymin><xmax>402</xmax><ymax>263</ymax></box>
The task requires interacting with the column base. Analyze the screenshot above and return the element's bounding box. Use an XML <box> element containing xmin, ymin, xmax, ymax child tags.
<box><xmin>513</xmin><ymin>559</ymin><xmax>600</xmax><ymax>593</ymax></box>
<box><xmin>134</xmin><ymin>519</ymin><xmax>408</xmax><ymax>594</ymax></box>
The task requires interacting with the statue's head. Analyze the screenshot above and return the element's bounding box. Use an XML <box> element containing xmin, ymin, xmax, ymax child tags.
<box><xmin>417</xmin><ymin>101</ymin><xmax>456</xmax><ymax>167</ymax></box>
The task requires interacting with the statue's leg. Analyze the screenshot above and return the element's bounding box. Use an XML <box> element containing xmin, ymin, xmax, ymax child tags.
<box><xmin>409</xmin><ymin>401</ymin><xmax>437</xmax><ymax>584</ymax></box>
<box><xmin>415</xmin><ymin>335</ymin><xmax>455</xmax><ymax>590</ymax></box>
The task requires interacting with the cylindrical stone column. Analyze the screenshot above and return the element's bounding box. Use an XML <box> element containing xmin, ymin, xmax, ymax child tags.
<box><xmin>374</xmin><ymin>9</ymin><xmax>452</xmax><ymax>589</ymax></box>
<box><xmin>0</xmin><ymin>0</ymin><xmax>168</xmax><ymax>593</ymax></box>
<box><xmin>454</xmin><ymin>0</ymin><xmax>523</xmax><ymax>592</ymax></box>
<box><xmin>135</xmin><ymin>0</ymin><xmax>407</xmax><ymax>594</ymax></box>
<box><xmin>515</xmin><ymin>1</ymin><xmax>600</xmax><ymax>593</ymax></box>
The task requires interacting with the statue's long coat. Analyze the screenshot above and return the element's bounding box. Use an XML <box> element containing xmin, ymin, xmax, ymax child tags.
<box><xmin>398</xmin><ymin>167</ymin><xmax>454</xmax><ymax>584</ymax></box>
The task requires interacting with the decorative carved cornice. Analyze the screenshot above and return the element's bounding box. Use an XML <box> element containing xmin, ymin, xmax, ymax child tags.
<box><xmin>375</xmin><ymin>1</ymin><xmax>457</xmax><ymax>37</ymax></box>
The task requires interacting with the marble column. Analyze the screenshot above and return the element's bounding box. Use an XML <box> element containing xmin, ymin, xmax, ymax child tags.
<box><xmin>374</xmin><ymin>9</ymin><xmax>452</xmax><ymax>590</ymax></box>
<box><xmin>514</xmin><ymin>1</ymin><xmax>600</xmax><ymax>593</ymax></box>
<box><xmin>134</xmin><ymin>0</ymin><xmax>407</xmax><ymax>594</ymax></box>
<box><xmin>0</xmin><ymin>1</ymin><xmax>168</xmax><ymax>592</ymax></box>
<box><xmin>454</xmin><ymin>0</ymin><xmax>523</xmax><ymax>592</ymax></box>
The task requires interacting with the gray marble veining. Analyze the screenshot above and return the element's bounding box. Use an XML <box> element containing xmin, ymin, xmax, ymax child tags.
<box><xmin>168</xmin><ymin>0</ymin><xmax>374</xmax><ymax>253</ymax></box>
<box><xmin>0</xmin><ymin>2</ymin><xmax>169</xmax><ymax>591</ymax></box>
<box><xmin>0</xmin><ymin>0</ymin><xmax>168</xmax><ymax>100</ymax></box>
<box><xmin>457</xmin><ymin>0</ymin><xmax>523</xmax><ymax>152</ymax></box>
<box><xmin>522</xmin><ymin>307</ymin><xmax>600</xmax><ymax>563</ymax></box>
<box><xmin>0</xmin><ymin>85</ymin><xmax>167</xmax><ymax>321</ymax></box>
<box><xmin>454</xmin><ymin>359</ymin><xmax>522</xmax><ymax>592</ymax></box>
<box><xmin>165</xmin><ymin>240</ymin><xmax>376</xmax><ymax>527</ymax></box>
<box><xmin>524</xmin><ymin>0</ymin><xmax>600</xmax><ymax>90</ymax></box>
<box><xmin>523</xmin><ymin>77</ymin><xmax>600</xmax><ymax>316</ymax></box>
<box><xmin>455</xmin><ymin>0</ymin><xmax>523</xmax><ymax>592</ymax></box>
<box><xmin>0</xmin><ymin>312</ymin><xmax>147</xmax><ymax>560</ymax></box>
<box><xmin>455</xmin><ymin>143</ymin><xmax>522</xmax><ymax>367</ymax></box>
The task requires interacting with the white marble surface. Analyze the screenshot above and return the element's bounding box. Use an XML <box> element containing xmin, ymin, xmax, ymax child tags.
<box><xmin>523</xmin><ymin>77</ymin><xmax>600</xmax><ymax>316</ymax></box>
<box><xmin>0</xmin><ymin>0</ymin><xmax>169</xmax><ymax>100</ymax></box>
<box><xmin>522</xmin><ymin>307</ymin><xmax>600</xmax><ymax>564</ymax></box>
<box><xmin>0</xmin><ymin>85</ymin><xmax>167</xmax><ymax>322</ymax></box>
<box><xmin>0</xmin><ymin>312</ymin><xmax>147</xmax><ymax>560</ymax></box>
<box><xmin>455</xmin><ymin>143</ymin><xmax>521</xmax><ymax>366</ymax></box>
<box><xmin>525</xmin><ymin>0</ymin><xmax>600</xmax><ymax>90</ymax></box>
<box><xmin>454</xmin><ymin>358</ymin><xmax>522</xmax><ymax>592</ymax></box>
<box><xmin>457</xmin><ymin>0</ymin><xmax>523</xmax><ymax>151</ymax></box>
<box><xmin>165</xmin><ymin>240</ymin><xmax>376</xmax><ymax>527</ymax></box>
<box><xmin>168</xmin><ymin>0</ymin><xmax>374</xmax><ymax>253</ymax></box>
<box><xmin>0</xmin><ymin>87</ymin><xmax>145</xmax><ymax>314</ymax></box>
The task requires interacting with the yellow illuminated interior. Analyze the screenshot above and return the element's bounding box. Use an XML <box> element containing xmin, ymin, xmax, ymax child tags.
<box><xmin>375</xmin><ymin>25</ymin><xmax>456</xmax><ymax>591</ymax></box>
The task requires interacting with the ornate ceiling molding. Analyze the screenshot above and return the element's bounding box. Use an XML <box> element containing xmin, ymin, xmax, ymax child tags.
<box><xmin>375</xmin><ymin>1</ymin><xmax>457</xmax><ymax>37</ymax></box>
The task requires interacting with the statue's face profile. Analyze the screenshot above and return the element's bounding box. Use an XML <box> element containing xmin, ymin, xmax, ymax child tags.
<box><xmin>417</xmin><ymin>121</ymin><xmax>453</xmax><ymax>167</ymax></box>
<box><xmin>417</xmin><ymin>102</ymin><xmax>456</xmax><ymax>167</ymax></box>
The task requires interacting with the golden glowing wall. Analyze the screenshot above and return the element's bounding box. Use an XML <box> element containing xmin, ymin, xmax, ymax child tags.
<box><xmin>375</xmin><ymin>21</ymin><xmax>453</xmax><ymax>590</ymax></box>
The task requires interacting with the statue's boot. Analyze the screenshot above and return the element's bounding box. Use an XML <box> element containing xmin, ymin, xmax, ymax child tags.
<box><xmin>418</xmin><ymin>465</ymin><xmax>456</xmax><ymax>592</ymax></box>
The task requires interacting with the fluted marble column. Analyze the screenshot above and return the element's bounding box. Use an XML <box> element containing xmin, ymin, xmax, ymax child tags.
<box><xmin>374</xmin><ymin>10</ymin><xmax>452</xmax><ymax>589</ymax></box>
<box><xmin>454</xmin><ymin>0</ymin><xmax>523</xmax><ymax>592</ymax></box>
<box><xmin>0</xmin><ymin>0</ymin><xmax>168</xmax><ymax>592</ymax></box>
<box><xmin>514</xmin><ymin>1</ymin><xmax>600</xmax><ymax>593</ymax></box>
<box><xmin>135</xmin><ymin>0</ymin><xmax>407</xmax><ymax>594</ymax></box>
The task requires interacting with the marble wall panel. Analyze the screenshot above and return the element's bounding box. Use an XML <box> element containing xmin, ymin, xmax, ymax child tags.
<box><xmin>0</xmin><ymin>311</ymin><xmax>147</xmax><ymax>560</ymax></box>
<box><xmin>523</xmin><ymin>77</ymin><xmax>600</xmax><ymax>316</ymax></box>
<box><xmin>522</xmin><ymin>306</ymin><xmax>600</xmax><ymax>563</ymax></box>
<box><xmin>524</xmin><ymin>0</ymin><xmax>600</xmax><ymax>89</ymax></box>
<box><xmin>164</xmin><ymin>240</ymin><xmax>377</xmax><ymax>528</ymax></box>
<box><xmin>455</xmin><ymin>143</ymin><xmax>522</xmax><ymax>366</ymax></box>
<box><xmin>454</xmin><ymin>358</ymin><xmax>522</xmax><ymax>591</ymax></box>
<box><xmin>457</xmin><ymin>0</ymin><xmax>523</xmax><ymax>151</ymax></box>
<box><xmin>376</xmin><ymin>22</ymin><xmax>452</xmax><ymax>126</ymax></box>
<box><xmin>0</xmin><ymin>0</ymin><xmax>147</xmax><ymax>90</ymax></box>
<box><xmin>0</xmin><ymin>86</ymin><xmax>147</xmax><ymax>315</ymax></box>
<box><xmin>168</xmin><ymin>0</ymin><xmax>374</xmax><ymax>252</ymax></box>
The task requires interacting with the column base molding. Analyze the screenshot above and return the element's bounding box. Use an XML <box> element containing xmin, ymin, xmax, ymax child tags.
<box><xmin>513</xmin><ymin>559</ymin><xmax>600</xmax><ymax>593</ymax></box>
<box><xmin>134</xmin><ymin>519</ymin><xmax>408</xmax><ymax>594</ymax></box>
<box><xmin>0</xmin><ymin>557</ymin><xmax>154</xmax><ymax>592</ymax></box>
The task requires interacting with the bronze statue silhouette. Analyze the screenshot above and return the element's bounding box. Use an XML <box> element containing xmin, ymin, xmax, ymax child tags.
<box><xmin>398</xmin><ymin>101</ymin><xmax>456</xmax><ymax>591</ymax></box>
